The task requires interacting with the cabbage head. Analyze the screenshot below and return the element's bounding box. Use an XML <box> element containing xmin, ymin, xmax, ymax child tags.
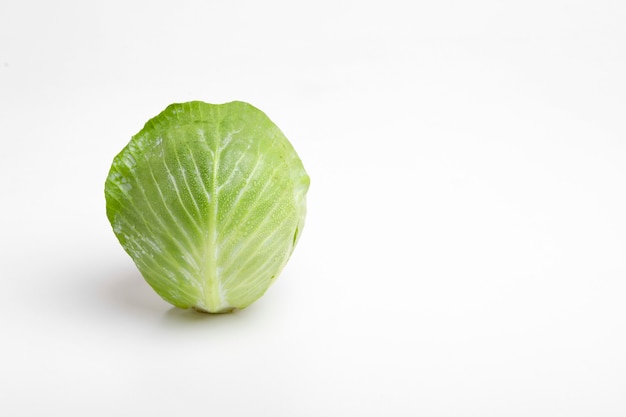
<box><xmin>105</xmin><ymin>101</ymin><xmax>309</xmax><ymax>313</ymax></box>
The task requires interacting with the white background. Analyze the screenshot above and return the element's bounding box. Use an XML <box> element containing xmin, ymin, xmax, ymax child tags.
<box><xmin>1</xmin><ymin>0</ymin><xmax>625</xmax><ymax>415</ymax></box>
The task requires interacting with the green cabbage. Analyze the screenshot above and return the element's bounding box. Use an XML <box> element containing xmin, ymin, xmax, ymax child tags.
<box><xmin>105</xmin><ymin>101</ymin><xmax>309</xmax><ymax>313</ymax></box>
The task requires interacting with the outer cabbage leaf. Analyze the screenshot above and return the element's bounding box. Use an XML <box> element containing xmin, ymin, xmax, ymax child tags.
<box><xmin>105</xmin><ymin>101</ymin><xmax>309</xmax><ymax>313</ymax></box>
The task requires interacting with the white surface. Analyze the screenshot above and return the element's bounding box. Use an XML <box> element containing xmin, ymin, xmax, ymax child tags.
<box><xmin>1</xmin><ymin>0</ymin><xmax>625</xmax><ymax>415</ymax></box>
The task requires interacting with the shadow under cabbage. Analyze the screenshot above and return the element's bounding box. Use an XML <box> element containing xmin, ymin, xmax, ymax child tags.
<box><xmin>159</xmin><ymin>300</ymin><xmax>271</xmax><ymax>330</ymax></box>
